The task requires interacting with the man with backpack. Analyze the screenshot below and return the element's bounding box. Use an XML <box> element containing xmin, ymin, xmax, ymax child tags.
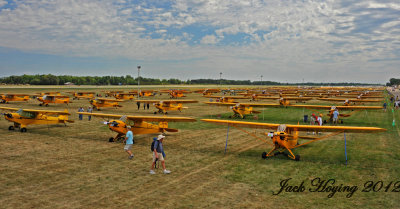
<box><xmin>150</xmin><ymin>134</ymin><xmax>170</xmax><ymax>174</ymax></box>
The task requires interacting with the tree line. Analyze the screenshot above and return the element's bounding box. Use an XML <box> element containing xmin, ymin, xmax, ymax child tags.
<box><xmin>0</xmin><ymin>74</ymin><xmax>380</xmax><ymax>86</ymax></box>
<box><xmin>387</xmin><ymin>78</ymin><xmax>400</xmax><ymax>86</ymax></box>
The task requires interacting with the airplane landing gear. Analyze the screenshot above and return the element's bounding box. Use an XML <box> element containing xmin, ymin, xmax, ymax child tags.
<box><xmin>8</xmin><ymin>126</ymin><xmax>14</xmax><ymax>131</ymax></box>
<box><xmin>20</xmin><ymin>128</ymin><xmax>27</xmax><ymax>132</ymax></box>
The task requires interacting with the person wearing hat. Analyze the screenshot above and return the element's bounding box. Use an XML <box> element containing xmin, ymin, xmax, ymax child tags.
<box><xmin>150</xmin><ymin>134</ymin><xmax>170</xmax><ymax>174</ymax></box>
<box><xmin>332</xmin><ymin>109</ymin><xmax>339</xmax><ymax>125</ymax></box>
<box><xmin>124</xmin><ymin>126</ymin><xmax>134</xmax><ymax>159</ymax></box>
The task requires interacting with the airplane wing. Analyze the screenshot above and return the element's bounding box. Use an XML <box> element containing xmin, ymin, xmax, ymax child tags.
<box><xmin>203</xmin><ymin>96</ymin><xmax>248</xmax><ymax>99</ymax></box>
<box><xmin>0</xmin><ymin>107</ymin><xmax>20</xmax><ymax>111</ymax></box>
<box><xmin>97</xmin><ymin>98</ymin><xmax>124</xmax><ymax>102</ymax></box>
<box><xmin>318</xmin><ymin>98</ymin><xmax>382</xmax><ymax>102</ymax></box>
<box><xmin>201</xmin><ymin>119</ymin><xmax>386</xmax><ymax>133</ymax></box>
<box><xmin>136</xmin><ymin>100</ymin><xmax>198</xmax><ymax>104</ymax></box>
<box><xmin>78</xmin><ymin>112</ymin><xmax>196</xmax><ymax>122</ymax></box>
<box><xmin>288</xmin><ymin>104</ymin><xmax>382</xmax><ymax>110</ymax></box>
<box><xmin>282</xmin><ymin>97</ymin><xmax>313</xmax><ymax>100</ymax></box>
<box><xmin>0</xmin><ymin>107</ymin><xmax>70</xmax><ymax>115</ymax></box>
<box><xmin>205</xmin><ymin>102</ymin><xmax>280</xmax><ymax>107</ymax></box>
<box><xmin>21</xmin><ymin>109</ymin><xmax>71</xmax><ymax>115</ymax></box>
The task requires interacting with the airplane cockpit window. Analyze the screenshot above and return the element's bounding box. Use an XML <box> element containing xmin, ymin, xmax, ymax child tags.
<box><xmin>110</xmin><ymin>121</ymin><xmax>119</xmax><ymax>127</ymax></box>
<box><xmin>20</xmin><ymin>111</ymin><xmax>36</xmax><ymax>118</ymax></box>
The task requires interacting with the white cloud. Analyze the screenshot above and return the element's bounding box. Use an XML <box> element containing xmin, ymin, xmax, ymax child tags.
<box><xmin>0</xmin><ymin>0</ymin><xmax>398</xmax><ymax>83</ymax></box>
<box><xmin>0</xmin><ymin>0</ymin><xmax>7</xmax><ymax>7</ymax></box>
<box><xmin>200</xmin><ymin>35</ymin><xmax>218</xmax><ymax>44</ymax></box>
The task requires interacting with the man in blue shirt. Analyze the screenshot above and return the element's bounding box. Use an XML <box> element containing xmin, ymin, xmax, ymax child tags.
<box><xmin>124</xmin><ymin>126</ymin><xmax>134</xmax><ymax>159</ymax></box>
<box><xmin>332</xmin><ymin>109</ymin><xmax>339</xmax><ymax>124</ymax></box>
<box><xmin>150</xmin><ymin>134</ymin><xmax>170</xmax><ymax>174</ymax></box>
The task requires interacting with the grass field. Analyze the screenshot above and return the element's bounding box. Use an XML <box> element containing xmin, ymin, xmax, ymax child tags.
<box><xmin>0</xmin><ymin>85</ymin><xmax>399</xmax><ymax>208</ymax></box>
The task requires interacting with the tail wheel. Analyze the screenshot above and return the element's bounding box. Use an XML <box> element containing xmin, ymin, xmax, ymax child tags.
<box><xmin>39</xmin><ymin>103</ymin><xmax>43</xmax><ymax>106</ymax></box>
<box><xmin>154</xmin><ymin>112</ymin><xmax>157</xmax><ymax>114</ymax></box>
<box><xmin>261</xmin><ymin>152</ymin><xmax>267</xmax><ymax>159</ymax></box>
<box><xmin>108</xmin><ymin>137</ymin><xmax>115</xmax><ymax>142</ymax></box>
<box><xmin>45</xmin><ymin>104</ymin><xmax>49</xmax><ymax>107</ymax></box>
<box><xmin>20</xmin><ymin>128</ymin><xmax>27</xmax><ymax>133</ymax></box>
<box><xmin>294</xmin><ymin>155</ymin><xmax>300</xmax><ymax>161</ymax></box>
<box><xmin>165</xmin><ymin>112</ymin><xmax>168</xmax><ymax>114</ymax></box>
<box><xmin>8</xmin><ymin>126</ymin><xmax>14</xmax><ymax>131</ymax></box>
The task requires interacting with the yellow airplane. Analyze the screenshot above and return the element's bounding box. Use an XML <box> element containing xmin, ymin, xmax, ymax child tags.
<box><xmin>204</xmin><ymin>96</ymin><xmax>249</xmax><ymax>103</ymax></box>
<box><xmin>160</xmin><ymin>90</ymin><xmax>191</xmax><ymax>99</ymax></box>
<box><xmin>249</xmin><ymin>96</ymin><xmax>313</xmax><ymax>104</ymax></box>
<box><xmin>136</xmin><ymin>100</ymin><xmax>198</xmax><ymax>114</ymax></box>
<box><xmin>68</xmin><ymin>92</ymin><xmax>96</xmax><ymax>100</ymax></box>
<box><xmin>194</xmin><ymin>89</ymin><xmax>220</xmax><ymax>96</ymax></box>
<box><xmin>205</xmin><ymin>102</ymin><xmax>279</xmax><ymax>118</ymax></box>
<box><xmin>0</xmin><ymin>107</ymin><xmax>74</xmax><ymax>132</ymax></box>
<box><xmin>78</xmin><ymin>112</ymin><xmax>196</xmax><ymax>142</ymax></box>
<box><xmin>37</xmin><ymin>95</ymin><xmax>71</xmax><ymax>106</ymax></box>
<box><xmin>205</xmin><ymin>102</ymin><xmax>382</xmax><ymax>120</ymax></box>
<box><xmin>201</xmin><ymin>119</ymin><xmax>386</xmax><ymax>161</ymax></box>
<box><xmin>36</xmin><ymin>92</ymin><xmax>61</xmax><ymax>96</ymax></box>
<box><xmin>89</xmin><ymin>98</ymin><xmax>124</xmax><ymax>110</ymax></box>
<box><xmin>113</xmin><ymin>93</ymin><xmax>137</xmax><ymax>100</ymax></box>
<box><xmin>130</xmin><ymin>90</ymin><xmax>156</xmax><ymax>97</ymax></box>
<box><xmin>103</xmin><ymin>91</ymin><xmax>124</xmax><ymax>97</ymax></box>
<box><xmin>0</xmin><ymin>94</ymin><xmax>30</xmax><ymax>103</ymax></box>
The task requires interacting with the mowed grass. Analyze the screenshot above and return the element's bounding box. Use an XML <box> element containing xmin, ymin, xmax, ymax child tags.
<box><xmin>0</xmin><ymin>85</ymin><xmax>399</xmax><ymax>208</ymax></box>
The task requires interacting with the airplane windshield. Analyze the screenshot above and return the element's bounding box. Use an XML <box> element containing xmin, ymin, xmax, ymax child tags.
<box><xmin>20</xmin><ymin>111</ymin><xmax>36</xmax><ymax>118</ymax></box>
<box><xmin>110</xmin><ymin>121</ymin><xmax>119</xmax><ymax>127</ymax></box>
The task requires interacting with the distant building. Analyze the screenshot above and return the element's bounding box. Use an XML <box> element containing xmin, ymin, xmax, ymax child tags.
<box><xmin>64</xmin><ymin>82</ymin><xmax>74</xmax><ymax>85</ymax></box>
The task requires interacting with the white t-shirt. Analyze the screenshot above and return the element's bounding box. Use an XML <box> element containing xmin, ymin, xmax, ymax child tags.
<box><xmin>317</xmin><ymin>117</ymin><xmax>323</xmax><ymax>126</ymax></box>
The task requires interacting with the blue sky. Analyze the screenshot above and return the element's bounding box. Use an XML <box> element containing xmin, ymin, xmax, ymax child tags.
<box><xmin>0</xmin><ymin>0</ymin><xmax>399</xmax><ymax>83</ymax></box>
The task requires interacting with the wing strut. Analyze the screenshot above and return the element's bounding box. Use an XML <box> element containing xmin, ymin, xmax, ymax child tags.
<box><xmin>344</xmin><ymin>132</ymin><xmax>348</xmax><ymax>165</ymax></box>
<box><xmin>224</xmin><ymin>124</ymin><xmax>230</xmax><ymax>155</ymax></box>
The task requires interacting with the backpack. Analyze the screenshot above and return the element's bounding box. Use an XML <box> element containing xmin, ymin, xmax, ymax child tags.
<box><xmin>150</xmin><ymin>137</ymin><xmax>157</xmax><ymax>151</ymax></box>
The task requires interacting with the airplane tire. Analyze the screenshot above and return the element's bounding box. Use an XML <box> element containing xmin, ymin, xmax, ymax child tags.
<box><xmin>165</xmin><ymin>112</ymin><xmax>168</xmax><ymax>114</ymax></box>
<box><xmin>341</xmin><ymin>120</ymin><xmax>344</xmax><ymax>124</ymax></box>
<box><xmin>108</xmin><ymin>137</ymin><xmax>115</xmax><ymax>142</ymax></box>
<box><xmin>8</xmin><ymin>126</ymin><xmax>14</xmax><ymax>131</ymax></box>
<box><xmin>154</xmin><ymin>112</ymin><xmax>157</xmax><ymax>114</ymax></box>
<box><xmin>20</xmin><ymin>128</ymin><xmax>27</xmax><ymax>133</ymax></box>
<box><xmin>261</xmin><ymin>152</ymin><xmax>267</xmax><ymax>159</ymax></box>
<box><xmin>45</xmin><ymin>104</ymin><xmax>49</xmax><ymax>107</ymax></box>
<box><xmin>295</xmin><ymin>155</ymin><xmax>300</xmax><ymax>161</ymax></box>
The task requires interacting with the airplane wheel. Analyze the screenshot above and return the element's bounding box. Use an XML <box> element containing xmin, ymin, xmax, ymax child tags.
<box><xmin>261</xmin><ymin>152</ymin><xmax>267</xmax><ymax>159</ymax></box>
<box><xmin>228</xmin><ymin>116</ymin><xmax>232</xmax><ymax>118</ymax></box>
<box><xmin>294</xmin><ymin>155</ymin><xmax>300</xmax><ymax>161</ymax></box>
<box><xmin>45</xmin><ymin>104</ymin><xmax>49</xmax><ymax>107</ymax></box>
<box><xmin>39</xmin><ymin>103</ymin><xmax>42</xmax><ymax>106</ymax></box>
<box><xmin>20</xmin><ymin>128</ymin><xmax>27</xmax><ymax>133</ymax></box>
<box><xmin>165</xmin><ymin>112</ymin><xmax>168</xmax><ymax>114</ymax></box>
<box><xmin>323</xmin><ymin>120</ymin><xmax>327</xmax><ymax>124</ymax></box>
<box><xmin>154</xmin><ymin>112</ymin><xmax>157</xmax><ymax>114</ymax></box>
<box><xmin>108</xmin><ymin>137</ymin><xmax>115</xmax><ymax>142</ymax></box>
<box><xmin>341</xmin><ymin>120</ymin><xmax>344</xmax><ymax>124</ymax></box>
<box><xmin>8</xmin><ymin>126</ymin><xmax>14</xmax><ymax>131</ymax></box>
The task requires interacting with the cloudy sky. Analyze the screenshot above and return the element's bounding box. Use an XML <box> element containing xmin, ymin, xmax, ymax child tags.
<box><xmin>0</xmin><ymin>0</ymin><xmax>399</xmax><ymax>83</ymax></box>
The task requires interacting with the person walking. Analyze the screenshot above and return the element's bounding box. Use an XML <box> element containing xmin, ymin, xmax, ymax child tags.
<box><xmin>147</xmin><ymin>103</ymin><xmax>150</xmax><ymax>110</ymax></box>
<box><xmin>78</xmin><ymin>107</ymin><xmax>84</xmax><ymax>120</ymax></box>
<box><xmin>87</xmin><ymin>106</ymin><xmax>93</xmax><ymax>121</ymax></box>
<box><xmin>137</xmin><ymin>102</ymin><xmax>140</xmax><ymax>110</ymax></box>
<box><xmin>124</xmin><ymin>126</ymin><xmax>134</xmax><ymax>159</ymax></box>
<box><xmin>332</xmin><ymin>109</ymin><xmax>339</xmax><ymax>125</ymax></box>
<box><xmin>150</xmin><ymin>134</ymin><xmax>170</xmax><ymax>174</ymax></box>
